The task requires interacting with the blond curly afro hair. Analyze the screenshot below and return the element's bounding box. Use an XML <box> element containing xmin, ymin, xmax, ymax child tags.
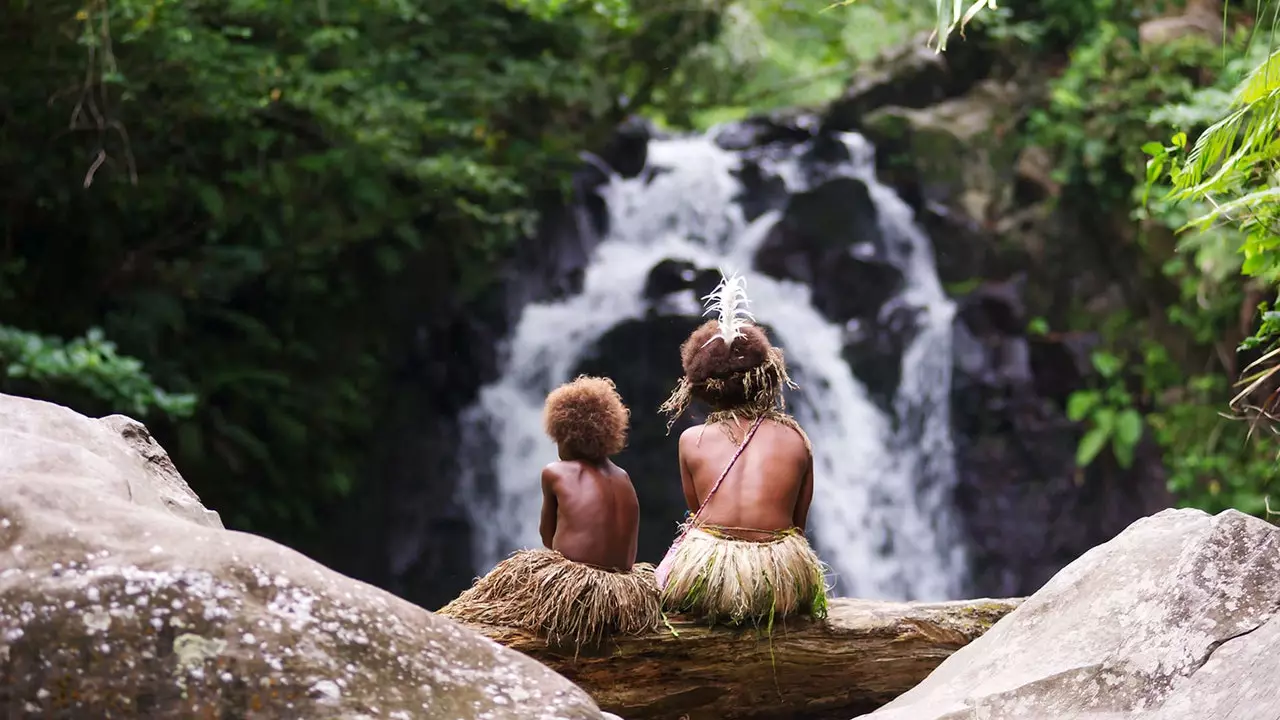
<box><xmin>543</xmin><ymin>375</ymin><xmax>630</xmax><ymax>461</ymax></box>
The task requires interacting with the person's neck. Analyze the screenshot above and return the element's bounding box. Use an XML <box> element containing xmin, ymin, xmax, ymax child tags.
<box><xmin>558</xmin><ymin>452</ymin><xmax>607</xmax><ymax>466</ymax></box>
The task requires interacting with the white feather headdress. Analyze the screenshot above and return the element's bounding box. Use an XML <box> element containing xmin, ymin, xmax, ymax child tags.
<box><xmin>700</xmin><ymin>270</ymin><xmax>755</xmax><ymax>348</ymax></box>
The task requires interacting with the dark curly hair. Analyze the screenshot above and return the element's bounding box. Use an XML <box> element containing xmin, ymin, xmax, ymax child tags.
<box><xmin>543</xmin><ymin>375</ymin><xmax>630</xmax><ymax>461</ymax></box>
<box><xmin>680</xmin><ymin>321</ymin><xmax>772</xmax><ymax>388</ymax></box>
<box><xmin>660</xmin><ymin>320</ymin><xmax>807</xmax><ymax>449</ymax></box>
<box><xmin>661</xmin><ymin>320</ymin><xmax>795</xmax><ymax>420</ymax></box>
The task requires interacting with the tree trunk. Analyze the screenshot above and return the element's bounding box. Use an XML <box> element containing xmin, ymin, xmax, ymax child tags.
<box><xmin>456</xmin><ymin>597</ymin><xmax>1022</xmax><ymax>720</ymax></box>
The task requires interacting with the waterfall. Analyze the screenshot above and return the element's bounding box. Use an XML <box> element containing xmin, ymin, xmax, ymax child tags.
<box><xmin>454</xmin><ymin>130</ymin><xmax>968</xmax><ymax>601</ymax></box>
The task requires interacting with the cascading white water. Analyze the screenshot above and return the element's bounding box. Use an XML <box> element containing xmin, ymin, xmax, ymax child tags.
<box><xmin>455</xmin><ymin>130</ymin><xmax>968</xmax><ymax>601</ymax></box>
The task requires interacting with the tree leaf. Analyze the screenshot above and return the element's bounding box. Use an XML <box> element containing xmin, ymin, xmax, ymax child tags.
<box><xmin>1115</xmin><ymin>408</ymin><xmax>1144</xmax><ymax>449</ymax></box>
<box><xmin>1113</xmin><ymin>433</ymin><xmax>1136</xmax><ymax>468</ymax></box>
<box><xmin>1067</xmin><ymin>390</ymin><xmax>1101</xmax><ymax>422</ymax></box>
<box><xmin>1077</xmin><ymin>426</ymin><xmax>1112</xmax><ymax>468</ymax></box>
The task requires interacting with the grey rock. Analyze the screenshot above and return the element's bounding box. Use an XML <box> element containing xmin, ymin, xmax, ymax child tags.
<box><xmin>859</xmin><ymin>508</ymin><xmax>1280</xmax><ymax>720</ymax></box>
<box><xmin>0</xmin><ymin>393</ymin><xmax>605</xmax><ymax>719</ymax></box>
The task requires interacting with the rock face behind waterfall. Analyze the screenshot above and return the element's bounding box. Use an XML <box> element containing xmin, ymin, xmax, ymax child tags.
<box><xmin>861</xmin><ymin>508</ymin><xmax>1280</xmax><ymax>720</ymax></box>
<box><xmin>0</xmin><ymin>393</ymin><xmax>604</xmax><ymax>719</ymax></box>
<box><xmin>824</xmin><ymin>31</ymin><xmax>1173</xmax><ymax>600</ymax></box>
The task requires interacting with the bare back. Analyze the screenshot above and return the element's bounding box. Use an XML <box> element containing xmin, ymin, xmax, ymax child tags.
<box><xmin>678</xmin><ymin>419</ymin><xmax>813</xmax><ymax>539</ymax></box>
<box><xmin>539</xmin><ymin>459</ymin><xmax>640</xmax><ymax>571</ymax></box>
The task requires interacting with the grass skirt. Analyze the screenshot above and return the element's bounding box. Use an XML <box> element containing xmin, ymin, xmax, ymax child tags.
<box><xmin>437</xmin><ymin>548</ymin><xmax>661</xmax><ymax>648</ymax></box>
<box><xmin>659</xmin><ymin>526</ymin><xmax>829</xmax><ymax>626</ymax></box>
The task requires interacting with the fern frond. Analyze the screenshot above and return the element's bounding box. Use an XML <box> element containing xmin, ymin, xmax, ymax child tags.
<box><xmin>1175</xmin><ymin>48</ymin><xmax>1280</xmax><ymax>196</ymax></box>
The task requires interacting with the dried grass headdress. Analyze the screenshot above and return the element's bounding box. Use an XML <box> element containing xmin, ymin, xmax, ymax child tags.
<box><xmin>659</xmin><ymin>270</ymin><xmax>801</xmax><ymax>437</ymax></box>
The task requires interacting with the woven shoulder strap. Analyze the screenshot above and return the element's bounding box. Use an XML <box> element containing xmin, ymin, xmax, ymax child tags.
<box><xmin>687</xmin><ymin>415</ymin><xmax>765</xmax><ymax>527</ymax></box>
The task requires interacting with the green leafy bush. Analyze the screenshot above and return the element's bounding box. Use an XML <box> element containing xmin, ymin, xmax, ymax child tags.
<box><xmin>1</xmin><ymin>0</ymin><xmax>724</xmax><ymax>554</ymax></box>
<box><xmin>0</xmin><ymin>325</ymin><xmax>195</xmax><ymax>418</ymax></box>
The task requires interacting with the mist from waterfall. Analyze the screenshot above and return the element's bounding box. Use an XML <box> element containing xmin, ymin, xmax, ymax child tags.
<box><xmin>454</xmin><ymin>130</ymin><xmax>968</xmax><ymax>601</ymax></box>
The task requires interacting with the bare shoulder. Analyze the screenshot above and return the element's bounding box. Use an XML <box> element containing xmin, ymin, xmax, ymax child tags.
<box><xmin>541</xmin><ymin>460</ymin><xmax>578</xmax><ymax>486</ymax></box>
<box><xmin>769</xmin><ymin>418</ymin><xmax>812</xmax><ymax>455</ymax></box>
<box><xmin>608</xmin><ymin>462</ymin><xmax>639</xmax><ymax>495</ymax></box>
<box><xmin>678</xmin><ymin>424</ymin><xmax>706</xmax><ymax>450</ymax></box>
<box><xmin>608</xmin><ymin>460</ymin><xmax>633</xmax><ymax>481</ymax></box>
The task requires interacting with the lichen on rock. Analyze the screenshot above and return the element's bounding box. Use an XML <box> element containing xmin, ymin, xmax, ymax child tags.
<box><xmin>860</xmin><ymin>508</ymin><xmax>1280</xmax><ymax>720</ymax></box>
<box><xmin>0</xmin><ymin>393</ymin><xmax>606</xmax><ymax>719</ymax></box>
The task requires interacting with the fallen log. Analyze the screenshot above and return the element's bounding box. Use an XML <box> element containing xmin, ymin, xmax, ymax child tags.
<box><xmin>455</xmin><ymin>596</ymin><xmax>1022</xmax><ymax>720</ymax></box>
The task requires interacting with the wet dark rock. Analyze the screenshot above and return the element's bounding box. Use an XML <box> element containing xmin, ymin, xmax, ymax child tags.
<box><xmin>920</xmin><ymin>201</ymin><xmax>1003</xmax><ymax>285</ymax></box>
<box><xmin>844</xmin><ymin>299</ymin><xmax>925</xmax><ymax>413</ymax></box>
<box><xmin>732</xmin><ymin>159</ymin><xmax>789</xmax><ymax>223</ymax></box>
<box><xmin>600</xmin><ymin>115</ymin><xmax>654</xmax><ymax>179</ymax></box>
<box><xmin>644</xmin><ymin>259</ymin><xmax>701</xmax><ymax>301</ymax></box>
<box><xmin>956</xmin><ymin>277</ymin><xmax>1027</xmax><ymax>337</ymax></box>
<box><xmin>814</xmin><ymin>252</ymin><xmax>904</xmax><ymax>326</ymax></box>
<box><xmin>643</xmin><ymin>260</ymin><xmax>721</xmax><ymax>304</ymax></box>
<box><xmin>712</xmin><ymin>113</ymin><xmax>817</xmax><ymax>151</ymax></box>
<box><xmin>754</xmin><ymin>177</ymin><xmax>902</xmax><ymax>327</ymax></box>
<box><xmin>1028</xmin><ymin>332</ymin><xmax>1096</xmax><ymax>406</ymax></box>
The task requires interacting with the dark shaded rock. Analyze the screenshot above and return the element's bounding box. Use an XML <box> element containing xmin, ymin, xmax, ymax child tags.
<box><xmin>823</xmin><ymin>31</ymin><xmax>997</xmax><ymax>133</ymax></box>
<box><xmin>755</xmin><ymin>176</ymin><xmax>902</xmax><ymax>328</ymax></box>
<box><xmin>600</xmin><ymin>115</ymin><xmax>654</xmax><ymax>179</ymax></box>
<box><xmin>1028</xmin><ymin>333</ymin><xmax>1096</xmax><ymax>407</ymax></box>
<box><xmin>644</xmin><ymin>259</ymin><xmax>701</xmax><ymax>301</ymax></box>
<box><xmin>712</xmin><ymin>112</ymin><xmax>817</xmax><ymax>151</ymax></box>
<box><xmin>817</xmin><ymin>253</ymin><xmax>907</xmax><ymax>326</ymax></box>
<box><xmin>642</xmin><ymin>260</ymin><xmax>721</xmax><ymax>304</ymax></box>
<box><xmin>803</xmin><ymin>133</ymin><xmax>856</xmax><ymax>167</ymax></box>
<box><xmin>843</xmin><ymin>298</ymin><xmax>925</xmax><ymax>412</ymax></box>
<box><xmin>732</xmin><ymin>159</ymin><xmax>789</xmax><ymax>223</ymax></box>
<box><xmin>949</xmin><ymin>277</ymin><xmax>1171</xmax><ymax>599</ymax></box>
<box><xmin>956</xmin><ymin>277</ymin><xmax>1027</xmax><ymax>337</ymax></box>
<box><xmin>920</xmin><ymin>201</ymin><xmax>1001</xmax><ymax>285</ymax></box>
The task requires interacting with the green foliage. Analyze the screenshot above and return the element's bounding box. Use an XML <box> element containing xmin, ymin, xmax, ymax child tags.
<box><xmin>910</xmin><ymin>0</ymin><xmax>1280</xmax><ymax>515</ymax></box>
<box><xmin>1148</xmin><ymin>373</ymin><xmax>1276</xmax><ymax>515</ymax></box>
<box><xmin>1148</xmin><ymin>41</ymin><xmax>1280</xmax><ymax>292</ymax></box>
<box><xmin>662</xmin><ymin>0</ymin><xmax>934</xmax><ymax>128</ymax></box>
<box><xmin>832</xmin><ymin>0</ymin><xmax>993</xmax><ymax>51</ymax></box>
<box><xmin>2</xmin><ymin>0</ymin><xmax>721</xmax><ymax>554</ymax></box>
<box><xmin>0</xmin><ymin>325</ymin><xmax>195</xmax><ymax>419</ymax></box>
<box><xmin>1030</xmin><ymin>24</ymin><xmax>1228</xmax><ymax>204</ymax></box>
<box><xmin>1136</xmin><ymin>8</ymin><xmax>1280</xmax><ymax>518</ymax></box>
<box><xmin>1067</xmin><ymin>351</ymin><xmax>1145</xmax><ymax>469</ymax></box>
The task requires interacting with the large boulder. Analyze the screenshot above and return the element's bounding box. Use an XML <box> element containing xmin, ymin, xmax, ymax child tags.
<box><xmin>860</xmin><ymin>508</ymin><xmax>1280</xmax><ymax>720</ymax></box>
<box><xmin>822</xmin><ymin>30</ymin><xmax>995</xmax><ymax>133</ymax></box>
<box><xmin>0</xmin><ymin>393</ymin><xmax>605</xmax><ymax>719</ymax></box>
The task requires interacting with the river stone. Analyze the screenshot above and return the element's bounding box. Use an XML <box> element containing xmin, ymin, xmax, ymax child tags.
<box><xmin>860</xmin><ymin>508</ymin><xmax>1280</xmax><ymax>720</ymax></box>
<box><xmin>0</xmin><ymin>393</ymin><xmax>604</xmax><ymax>719</ymax></box>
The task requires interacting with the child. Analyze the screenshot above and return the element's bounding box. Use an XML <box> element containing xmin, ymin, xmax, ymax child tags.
<box><xmin>439</xmin><ymin>376</ymin><xmax>660</xmax><ymax>649</ymax></box>
<box><xmin>656</xmin><ymin>272</ymin><xmax>829</xmax><ymax>626</ymax></box>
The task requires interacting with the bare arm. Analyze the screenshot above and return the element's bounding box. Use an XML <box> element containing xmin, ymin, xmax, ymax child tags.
<box><xmin>678</xmin><ymin>429</ymin><xmax>700</xmax><ymax>514</ymax></box>
<box><xmin>792</xmin><ymin>451</ymin><xmax>814</xmax><ymax>531</ymax></box>
<box><xmin>625</xmin><ymin>475</ymin><xmax>640</xmax><ymax>566</ymax></box>
<box><xmin>539</xmin><ymin>466</ymin><xmax>558</xmax><ymax>549</ymax></box>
